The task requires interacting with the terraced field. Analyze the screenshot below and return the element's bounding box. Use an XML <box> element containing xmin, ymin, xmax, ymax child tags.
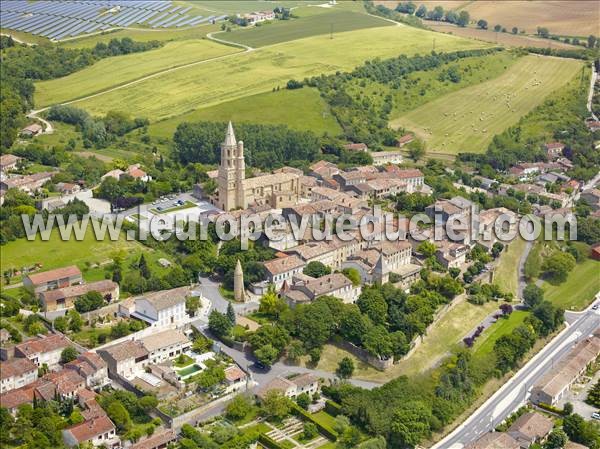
<box><xmin>62</xmin><ymin>26</ymin><xmax>487</xmax><ymax>121</ymax></box>
<box><xmin>35</xmin><ymin>39</ymin><xmax>242</xmax><ymax>107</ymax></box>
<box><xmin>390</xmin><ymin>54</ymin><xmax>582</xmax><ymax>155</ymax></box>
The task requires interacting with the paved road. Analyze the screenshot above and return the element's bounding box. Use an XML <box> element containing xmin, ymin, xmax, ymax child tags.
<box><xmin>434</xmin><ymin>300</ymin><xmax>600</xmax><ymax>448</ymax></box>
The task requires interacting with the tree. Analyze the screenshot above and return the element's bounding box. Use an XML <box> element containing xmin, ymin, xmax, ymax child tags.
<box><xmin>336</xmin><ymin>357</ymin><xmax>355</xmax><ymax>379</ymax></box>
<box><xmin>563</xmin><ymin>413</ymin><xmax>600</xmax><ymax>448</ymax></box>
<box><xmin>523</xmin><ymin>284</ymin><xmax>544</xmax><ymax>308</ymax></box>
<box><xmin>357</xmin><ymin>288</ymin><xmax>388</xmax><ymax>326</ymax></box>
<box><xmin>340</xmin><ymin>305</ymin><xmax>372</xmax><ymax>345</ymax></box>
<box><xmin>138</xmin><ymin>254</ymin><xmax>151</xmax><ymax>279</ymax></box>
<box><xmin>431</xmin><ymin>5</ymin><xmax>444</xmax><ymax>20</ymax></box>
<box><xmin>588</xmin><ymin>34</ymin><xmax>597</xmax><ymax>48</ymax></box>
<box><xmin>227</xmin><ymin>302</ymin><xmax>236</xmax><ymax>325</ymax></box>
<box><xmin>208</xmin><ymin>310</ymin><xmax>232</xmax><ymax>338</ymax></box>
<box><xmin>74</xmin><ymin>291</ymin><xmax>104</xmax><ymax>313</ymax></box>
<box><xmin>476</xmin><ymin>19</ymin><xmax>488</xmax><ymax>29</ymax></box>
<box><xmin>415</xmin><ymin>5</ymin><xmax>427</xmax><ymax>17</ymax></box>
<box><xmin>362</xmin><ymin>325</ymin><xmax>393</xmax><ymax>359</ymax></box>
<box><xmin>457</xmin><ymin>11</ymin><xmax>469</xmax><ymax>27</ymax></box>
<box><xmin>537</xmin><ymin>26</ymin><xmax>550</xmax><ymax>38</ymax></box>
<box><xmin>259</xmin><ymin>285</ymin><xmax>286</xmax><ymax>318</ymax></box>
<box><xmin>260</xmin><ymin>390</ymin><xmax>291</xmax><ymax>420</ymax></box>
<box><xmin>303</xmin><ymin>261</ymin><xmax>331</xmax><ymax>278</ymax></box>
<box><xmin>542</xmin><ymin>252</ymin><xmax>576</xmax><ymax>283</ymax></box>
<box><xmin>60</xmin><ymin>346</ymin><xmax>78</xmax><ymax>363</ymax></box>
<box><xmin>225</xmin><ymin>394</ymin><xmax>253</xmax><ymax>420</ymax></box>
<box><xmin>417</xmin><ymin>241</ymin><xmax>436</xmax><ymax>258</ymax></box>
<box><xmin>303</xmin><ymin>422</ymin><xmax>318</xmax><ymax>440</ymax></box>
<box><xmin>254</xmin><ymin>343</ymin><xmax>279</xmax><ymax>367</ymax></box>
<box><xmin>512</xmin><ymin>26</ymin><xmax>518</xmax><ymax>34</ymax></box>
<box><xmin>563</xmin><ymin>401</ymin><xmax>574</xmax><ymax>415</ymax></box>
<box><xmin>286</xmin><ymin>340</ymin><xmax>305</xmax><ymax>362</ymax></box>
<box><xmin>68</xmin><ymin>309</ymin><xmax>83</xmax><ymax>332</ymax></box>
<box><xmin>544</xmin><ymin>429</ymin><xmax>568</xmax><ymax>449</ymax></box>
<box><xmin>105</xmin><ymin>401</ymin><xmax>131</xmax><ymax>432</ymax></box>
<box><xmin>138</xmin><ymin>395</ymin><xmax>158</xmax><ymax>412</ymax></box>
<box><xmin>408</xmin><ymin>140</ymin><xmax>425</xmax><ymax>162</ymax></box>
<box><xmin>341</xmin><ymin>268</ymin><xmax>361</xmax><ymax>286</ymax></box>
<box><xmin>53</xmin><ymin>316</ymin><xmax>68</xmax><ymax>333</ymax></box>
<box><xmin>296</xmin><ymin>392</ymin><xmax>310</xmax><ymax>410</ymax></box>
<box><xmin>494</xmin><ymin>24</ymin><xmax>502</xmax><ymax>32</ymax></box>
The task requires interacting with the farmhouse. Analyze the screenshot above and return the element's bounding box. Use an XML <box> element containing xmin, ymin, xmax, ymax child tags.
<box><xmin>1</xmin><ymin>171</ymin><xmax>55</xmax><ymax>194</ymax></box>
<box><xmin>343</xmin><ymin>142</ymin><xmax>368</xmax><ymax>152</ymax></box>
<box><xmin>530</xmin><ymin>331</ymin><xmax>600</xmax><ymax>405</ymax></box>
<box><xmin>395</xmin><ymin>133</ymin><xmax>414</xmax><ymax>147</ymax></box>
<box><xmin>14</xmin><ymin>334</ymin><xmax>72</xmax><ymax>369</ymax></box>
<box><xmin>23</xmin><ymin>265</ymin><xmax>83</xmax><ymax>294</ymax></box>
<box><xmin>544</xmin><ymin>142</ymin><xmax>565</xmax><ymax>160</ymax></box>
<box><xmin>215</xmin><ymin>123</ymin><xmax>301</xmax><ymax>211</ymax></box>
<box><xmin>20</xmin><ymin>123</ymin><xmax>43</xmax><ymax>137</ymax></box>
<box><xmin>39</xmin><ymin>279</ymin><xmax>119</xmax><ymax>312</ymax></box>
<box><xmin>0</xmin><ymin>154</ymin><xmax>22</xmax><ymax>172</ymax></box>
<box><xmin>55</xmin><ymin>182</ymin><xmax>81</xmax><ymax>195</ymax></box>
<box><xmin>0</xmin><ymin>357</ymin><xmax>38</xmax><ymax>393</ymax></box>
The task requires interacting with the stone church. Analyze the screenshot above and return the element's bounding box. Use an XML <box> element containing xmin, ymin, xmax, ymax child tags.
<box><xmin>215</xmin><ymin>122</ymin><xmax>301</xmax><ymax>212</ymax></box>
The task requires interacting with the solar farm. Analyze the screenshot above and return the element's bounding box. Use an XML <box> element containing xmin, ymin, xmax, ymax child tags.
<box><xmin>0</xmin><ymin>1</ymin><xmax>228</xmax><ymax>41</ymax></box>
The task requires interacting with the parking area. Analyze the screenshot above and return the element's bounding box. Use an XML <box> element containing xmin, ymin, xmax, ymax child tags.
<box><xmin>557</xmin><ymin>369</ymin><xmax>600</xmax><ymax>420</ymax></box>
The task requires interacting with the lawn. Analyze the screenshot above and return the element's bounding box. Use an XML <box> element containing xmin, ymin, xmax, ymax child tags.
<box><xmin>0</xmin><ymin>227</ymin><xmax>171</xmax><ymax>285</ymax></box>
<box><xmin>70</xmin><ymin>26</ymin><xmax>488</xmax><ymax>121</ymax></box>
<box><xmin>148</xmin><ymin>87</ymin><xmax>342</xmax><ymax>138</ymax></box>
<box><xmin>36</xmin><ymin>40</ymin><xmax>241</xmax><ymax>108</ymax></box>
<box><xmin>541</xmin><ymin>257</ymin><xmax>600</xmax><ymax>311</ymax></box>
<box><xmin>150</xmin><ymin>200</ymin><xmax>197</xmax><ymax>214</ymax></box>
<box><xmin>493</xmin><ymin>236</ymin><xmax>528</xmax><ymax>298</ymax></box>
<box><xmin>472</xmin><ymin>310</ymin><xmax>529</xmax><ymax>357</ymax></box>
<box><xmin>221</xmin><ymin>9</ymin><xmax>392</xmax><ymax>48</ymax></box>
<box><xmin>390</xmin><ymin>54</ymin><xmax>582</xmax><ymax>155</ymax></box>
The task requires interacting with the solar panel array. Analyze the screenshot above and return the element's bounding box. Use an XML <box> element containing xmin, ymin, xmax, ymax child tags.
<box><xmin>0</xmin><ymin>0</ymin><xmax>227</xmax><ymax>41</ymax></box>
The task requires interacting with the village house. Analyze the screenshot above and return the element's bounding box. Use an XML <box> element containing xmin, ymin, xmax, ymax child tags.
<box><xmin>395</xmin><ymin>133</ymin><xmax>414</xmax><ymax>147</ymax></box>
<box><xmin>309</xmin><ymin>160</ymin><xmax>339</xmax><ymax>180</ymax></box>
<box><xmin>257</xmin><ymin>373</ymin><xmax>319</xmax><ymax>401</ymax></box>
<box><xmin>370</xmin><ymin>150</ymin><xmax>404</xmax><ymax>166</ymax></box>
<box><xmin>282</xmin><ymin>272</ymin><xmax>361</xmax><ymax>306</ymax></box>
<box><xmin>223</xmin><ymin>365</ymin><xmax>247</xmax><ymax>393</ymax></box>
<box><xmin>130</xmin><ymin>430</ymin><xmax>177</xmax><ymax>449</ymax></box>
<box><xmin>299</xmin><ymin>175</ymin><xmax>318</xmax><ymax>198</ymax></box>
<box><xmin>334</xmin><ymin>170</ymin><xmax>368</xmax><ymax>189</ymax></box>
<box><xmin>43</xmin><ymin>369</ymin><xmax>86</xmax><ymax>400</ymax></box>
<box><xmin>544</xmin><ymin>142</ymin><xmax>565</xmax><ymax>160</ymax></box>
<box><xmin>581</xmin><ymin>188</ymin><xmax>600</xmax><ymax>211</ymax></box>
<box><xmin>139</xmin><ymin>329</ymin><xmax>192</xmax><ymax>365</ymax></box>
<box><xmin>65</xmin><ymin>352</ymin><xmax>109</xmax><ymax>390</ymax></box>
<box><xmin>101</xmin><ymin>164</ymin><xmax>151</xmax><ymax>183</ymax></box>
<box><xmin>0</xmin><ymin>357</ymin><xmax>38</xmax><ymax>393</ymax></box>
<box><xmin>23</xmin><ymin>265</ymin><xmax>83</xmax><ymax>294</ymax></box>
<box><xmin>263</xmin><ymin>255</ymin><xmax>306</xmax><ymax>290</ymax></box>
<box><xmin>507</xmin><ymin>412</ymin><xmax>554</xmax><ymax>448</ymax></box>
<box><xmin>55</xmin><ymin>182</ymin><xmax>81</xmax><ymax>195</ymax></box>
<box><xmin>120</xmin><ymin>287</ymin><xmax>188</xmax><ymax>328</ymax></box>
<box><xmin>20</xmin><ymin>123</ymin><xmax>43</xmax><ymax>137</ymax></box>
<box><xmin>310</xmin><ymin>186</ymin><xmax>344</xmax><ymax>202</ymax></box>
<box><xmin>343</xmin><ymin>142</ymin><xmax>368</xmax><ymax>152</ymax></box>
<box><xmin>530</xmin><ymin>330</ymin><xmax>600</xmax><ymax>405</ymax></box>
<box><xmin>426</xmin><ymin>196</ymin><xmax>475</xmax><ymax>244</ymax></box>
<box><xmin>62</xmin><ymin>415</ymin><xmax>119</xmax><ymax>448</ymax></box>
<box><xmin>97</xmin><ymin>340</ymin><xmax>149</xmax><ymax>379</ymax></box>
<box><xmin>0</xmin><ymin>171</ymin><xmax>55</xmax><ymax>194</ymax></box>
<box><xmin>392</xmin><ymin>168</ymin><xmax>425</xmax><ymax>192</ymax></box>
<box><xmin>39</xmin><ymin>279</ymin><xmax>119</xmax><ymax>312</ymax></box>
<box><xmin>14</xmin><ymin>334</ymin><xmax>72</xmax><ymax>369</ymax></box>
<box><xmin>465</xmin><ymin>432</ymin><xmax>521</xmax><ymax>449</ymax></box>
<box><xmin>0</xmin><ymin>154</ymin><xmax>22</xmax><ymax>172</ymax></box>
<box><xmin>477</xmin><ymin>207</ymin><xmax>517</xmax><ymax>250</ymax></box>
<box><xmin>435</xmin><ymin>241</ymin><xmax>469</xmax><ymax>269</ymax></box>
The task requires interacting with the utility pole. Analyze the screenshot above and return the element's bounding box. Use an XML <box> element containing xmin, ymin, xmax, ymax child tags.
<box><xmin>330</xmin><ymin>23</ymin><xmax>333</xmax><ymax>39</ymax></box>
<box><xmin>432</xmin><ymin>37</ymin><xmax>436</xmax><ymax>51</ymax></box>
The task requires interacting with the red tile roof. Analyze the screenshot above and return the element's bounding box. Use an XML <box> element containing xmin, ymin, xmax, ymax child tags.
<box><xmin>64</xmin><ymin>415</ymin><xmax>115</xmax><ymax>443</ymax></box>
<box><xmin>15</xmin><ymin>334</ymin><xmax>71</xmax><ymax>357</ymax></box>
<box><xmin>26</xmin><ymin>266</ymin><xmax>81</xmax><ymax>286</ymax></box>
<box><xmin>0</xmin><ymin>357</ymin><xmax>37</xmax><ymax>380</ymax></box>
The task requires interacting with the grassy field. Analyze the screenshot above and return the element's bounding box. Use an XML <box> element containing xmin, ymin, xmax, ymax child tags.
<box><xmin>149</xmin><ymin>87</ymin><xmax>342</xmax><ymax>138</ymax></box>
<box><xmin>220</xmin><ymin>9</ymin><xmax>392</xmax><ymax>47</ymax></box>
<box><xmin>493</xmin><ymin>236</ymin><xmax>528</xmax><ymax>298</ymax></box>
<box><xmin>472</xmin><ymin>310</ymin><xmax>529</xmax><ymax>357</ymax></box>
<box><xmin>0</xmin><ymin>228</ymin><xmax>170</xmax><ymax>285</ymax></box>
<box><xmin>541</xmin><ymin>257</ymin><xmax>600</xmax><ymax>311</ymax></box>
<box><xmin>67</xmin><ymin>26</ymin><xmax>487</xmax><ymax>121</ymax></box>
<box><xmin>390</xmin><ymin>54</ymin><xmax>582</xmax><ymax>155</ymax></box>
<box><xmin>36</xmin><ymin>40</ymin><xmax>241</xmax><ymax>108</ymax></box>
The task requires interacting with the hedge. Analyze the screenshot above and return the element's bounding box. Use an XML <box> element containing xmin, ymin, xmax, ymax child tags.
<box><xmin>325</xmin><ymin>400</ymin><xmax>342</xmax><ymax>417</ymax></box>
<box><xmin>291</xmin><ymin>403</ymin><xmax>338</xmax><ymax>441</ymax></box>
<box><xmin>536</xmin><ymin>402</ymin><xmax>565</xmax><ymax>416</ymax></box>
<box><xmin>258</xmin><ymin>434</ymin><xmax>285</xmax><ymax>449</ymax></box>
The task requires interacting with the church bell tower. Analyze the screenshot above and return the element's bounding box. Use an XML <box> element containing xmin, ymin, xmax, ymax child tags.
<box><xmin>218</xmin><ymin>122</ymin><xmax>246</xmax><ymax>211</ymax></box>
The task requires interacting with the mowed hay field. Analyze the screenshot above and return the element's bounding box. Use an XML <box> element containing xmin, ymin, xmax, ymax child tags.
<box><xmin>220</xmin><ymin>9</ymin><xmax>393</xmax><ymax>47</ymax></box>
<box><xmin>66</xmin><ymin>26</ymin><xmax>488</xmax><ymax>121</ymax></box>
<box><xmin>390</xmin><ymin>54</ymin><xmax>582</xmax><ymax>155</ymax></box>
<box><xmin>36</xmin><ymin>40</ymin><xmax>242</xmax><ymax>108</ymax></box>
<box><xmin>149</xmin><ymin>87</ymin><xmax>342</xmax><ymax>138</ymax></box>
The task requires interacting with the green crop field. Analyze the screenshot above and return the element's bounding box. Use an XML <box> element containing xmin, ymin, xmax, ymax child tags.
<box><xmin>220</xmin><ymin>9</ymin><xmax>392</xmax><ymax>48</ymax></box>
<box><xmin>149</xmin><ymin>87</ymin><xmax>342</xmax><ymax>138</ymax></box>
<box><xmin>36</xmin><ymin>40</ymin><xmax>241</xmax><ymax>108</ymax></box>
<box><xmin>541</xmin><ymin>258</ymin><xmax>600</xmax><ymax>311</ymax></box>
<box><xmin>66</xmin><ymin>26</ymin><xmax>487</xmax><ymax>122</ymax></box>
<box><xmin>390</xmin><ymin>54</ymin><xmax>582</xmax><ymax>155</ymax></box>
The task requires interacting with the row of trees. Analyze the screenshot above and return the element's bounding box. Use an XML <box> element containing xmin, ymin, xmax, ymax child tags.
<box><xmin>395</xmin><ymin>1</ymin><xmax>470</xmax><ymax>27</ymax></box>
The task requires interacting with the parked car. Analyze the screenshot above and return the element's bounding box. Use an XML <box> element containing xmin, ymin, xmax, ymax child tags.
<box><xmin>592</xmin><ymin>412</ymin><xmax>600</xmax><ymax>420</ymax></box>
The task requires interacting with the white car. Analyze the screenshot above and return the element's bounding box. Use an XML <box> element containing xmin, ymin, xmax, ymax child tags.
<box><xmin>592</xmin><ymin>412</ymin><xmax>600</xmax><ymax>420</ymax></box>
